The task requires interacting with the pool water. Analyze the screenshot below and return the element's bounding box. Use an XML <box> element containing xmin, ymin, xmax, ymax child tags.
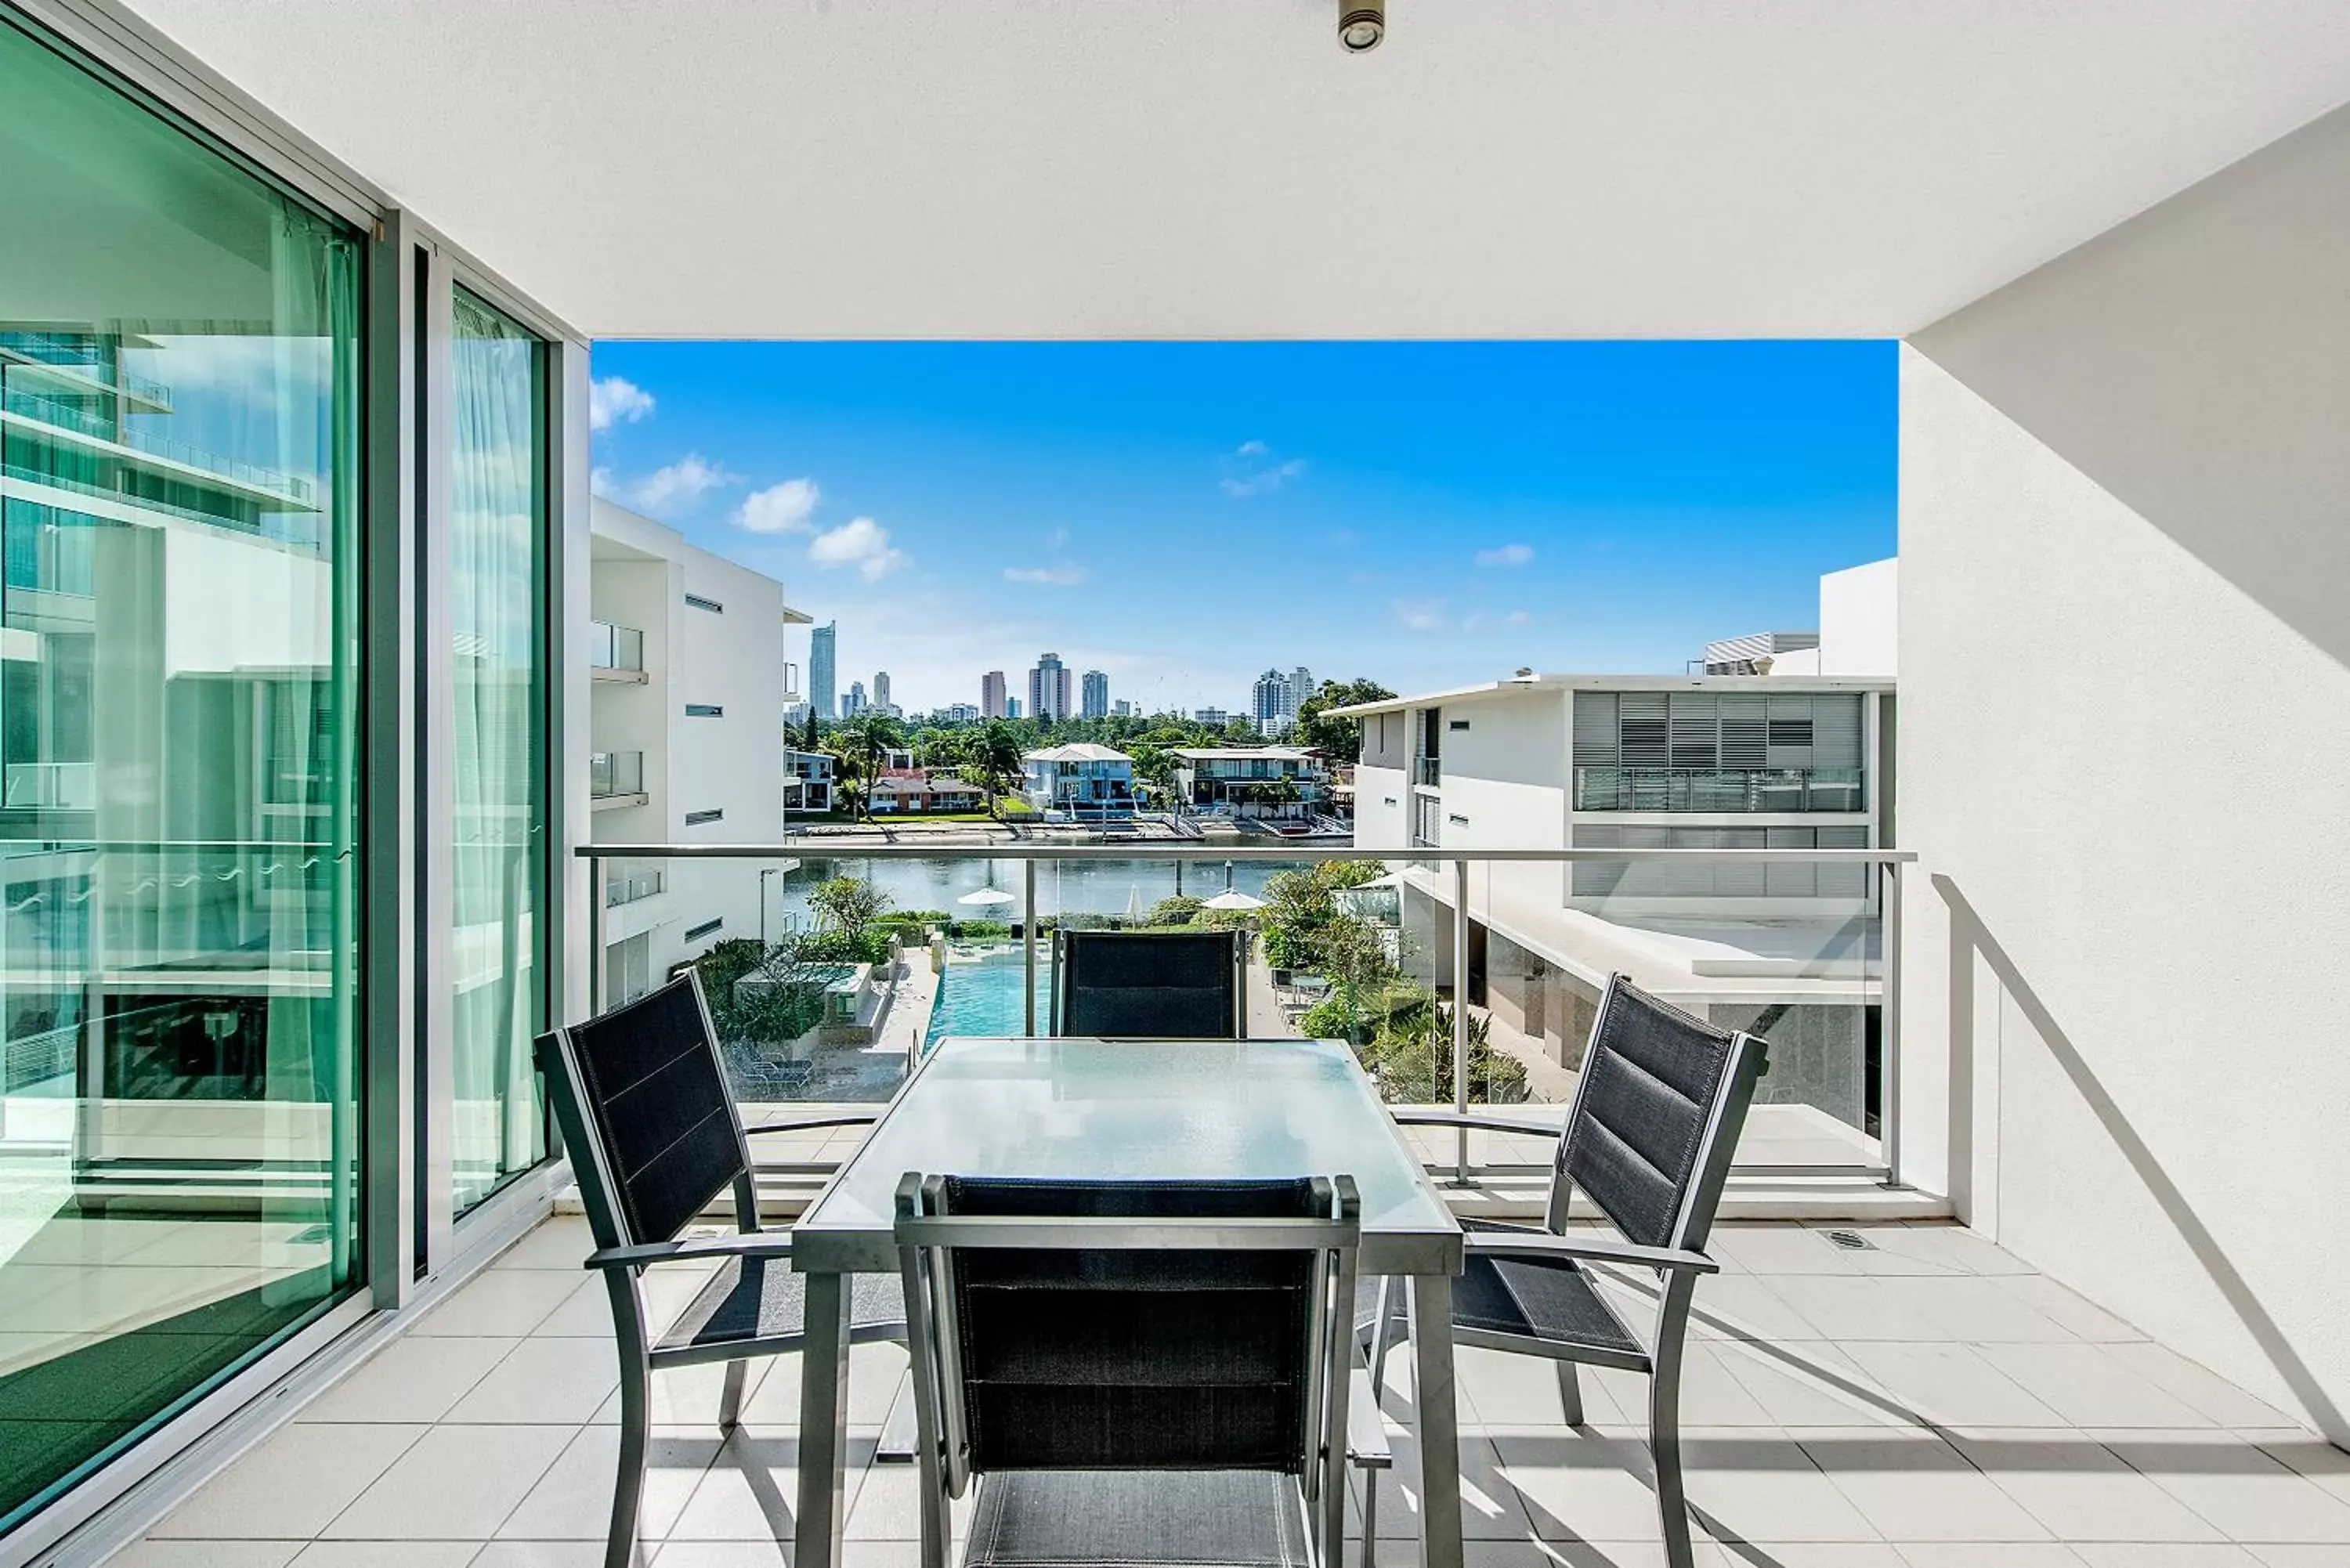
<box><xmin>924</xmin><ymin>948</ymin><xmax>1051</xmax><ymax>1048</ymax></box>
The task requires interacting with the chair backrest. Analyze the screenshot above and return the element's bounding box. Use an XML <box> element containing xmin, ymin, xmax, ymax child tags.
<box><xmin>895</xmin><ymin>1174</ymin><xmax>1358</xmax><ymax>1480</ymax></box>
<box><xmin>1547</xmin><ymin>974</ymin><xmax>1768</xmax><ymax>1253</ymax></box>
<box><xmin>1051</xmin><ymin>928</ymin><xmax>1245</xmax><ymax>1039</ymax></box>
<box><xmin>534</xmin><ymin>970</ymin><xmax>755</xmax><ymax>1253</ymax></box>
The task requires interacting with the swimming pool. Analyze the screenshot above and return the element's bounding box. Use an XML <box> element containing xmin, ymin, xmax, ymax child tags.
<box><xmin>924</xmin><ymin>948</ymin><xmax>1051</xmax><ymax>1048</ymax></box>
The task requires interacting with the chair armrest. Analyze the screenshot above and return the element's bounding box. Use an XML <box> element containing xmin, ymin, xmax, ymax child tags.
<box><xmin>584</xmin><ymin>1232</ymin><xmax>797</xmax><ymax>1270</ymax></box>
<box><xmin>1345</xmin><ymin>1368</ymin><xmax>1392</xmax><ymax>1470</ymax></box>
<box><xmin>1462</xmin><ymin>1230</ymin><xmax>1719</xmax><ymax>1275</ymax></box>
<box><xmin>742</xmin><ymin>1112</ymin><xmax>881</xmax><ymax>1136</ymax></box>
<box><xmin>1387</xmin><ymin>1110</ymin><xmax>1560</xmax><ymax>1139</ymax></box>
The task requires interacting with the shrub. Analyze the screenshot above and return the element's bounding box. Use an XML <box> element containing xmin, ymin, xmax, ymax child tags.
<box><xmin>949</xmin><ymin>919</ymin><xmax>1014</xmax><ymax>942</ymax></box>
<box><xmin>1147</xmin><ymin>894</ymin><xmax>1205</xmax><ymax>927</ymax></box>
<box><xmin>1361</xmin><ymin>999</ymin><xmax>1527</xmax><ymax>1105</ymax></box>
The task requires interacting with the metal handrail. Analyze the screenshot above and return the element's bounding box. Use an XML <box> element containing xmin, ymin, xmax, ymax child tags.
<box><xmin>576</xmin><ymin>840</ymin><xmax>1911</xmax><ymax>1188</ymax></box>
<box><xmin>577</xmin><ymin>843</ymin><xmax>1911</xmax><ymax>863</ymax></box>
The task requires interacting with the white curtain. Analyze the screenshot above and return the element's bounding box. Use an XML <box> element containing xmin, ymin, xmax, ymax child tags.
<box><xmin>448</xmin><ymin>290</ymin><xmax>544</xmax><ymax>1207</ymax></box>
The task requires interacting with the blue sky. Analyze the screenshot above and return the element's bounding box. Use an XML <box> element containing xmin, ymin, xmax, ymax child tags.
<box><xmin>588</xmin><ymin>341</ymin><xmax>1896</xmax><ymax>715</ymax></box>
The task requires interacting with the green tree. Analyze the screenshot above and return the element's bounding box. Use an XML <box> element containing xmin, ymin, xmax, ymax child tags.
<box><xmin>808</xmin><ymin>874</ymin><xmax>891</xmax><ymax>935</ymax></box>
<box><xmin>799</xmin><ymin>707</ymin><xmax>821</xmax><ymax>750</ymax></box>
<box><xmin>830</xmin><ymin>713</ymin><xmax>906</xmax><ymax>822</ymax></box>
<box><xmin>1297</xmin><ymin>677</ymin><xmax>1397</xmax><ymax>762</ymax></box>
<box><xmin>968</xmin><ymin>721</ymin><xmax>1028</xmax><ymax>819</ymax></box>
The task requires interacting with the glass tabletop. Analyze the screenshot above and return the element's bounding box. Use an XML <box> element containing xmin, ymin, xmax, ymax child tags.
<box><xmin>791</xmin><ymin>1037</ymin><xmax>1461</xmax><ymax>1274</ymax></box>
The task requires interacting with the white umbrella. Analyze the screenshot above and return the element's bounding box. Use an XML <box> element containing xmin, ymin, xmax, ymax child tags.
<box><xmin>958</xmin><ymin>887</ymin><xmax>1017</xmax><ymax>908</ymax></box>
<box><xmin>1202</xmin><ymin>888</ymin><xmax>1266</xmax><ymax>912</ymax></box>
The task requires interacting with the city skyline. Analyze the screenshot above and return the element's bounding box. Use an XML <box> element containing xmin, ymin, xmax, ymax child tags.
<box><xmin>586</xmin><ymin>341</ymin><xmax>1896</xmax><ymax>712</ymax></box>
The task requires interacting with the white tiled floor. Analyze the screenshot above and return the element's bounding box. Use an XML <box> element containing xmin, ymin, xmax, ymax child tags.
<box><xmin>124</xmin><ymin>1216</ymin><xmax>2350</xmax><ymax>1568</ymax></box>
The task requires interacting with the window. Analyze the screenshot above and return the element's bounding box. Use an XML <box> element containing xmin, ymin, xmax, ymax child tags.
<box><xmin>683</xmin><ymin>917</ymin><xmax>724</xmax><ymax>941</ymax></box>
<box><xmin>684</xmin><ymin>703</ymin><xmax>723</xmax><ymax>718</ymax></box>
<box><xmin>685</xmin><ymin>593</ymin><xmax>724</xmax><ymax>613</ymax></box>
<box><xmin>0</xmin><ymin>15</ymin><xmax>363</xmax><ymax>1527</ymax></box>
<box><xmin>685</xmin><ymin>807</ymin><xmax>725</xmax><ymax>826</ymax></box>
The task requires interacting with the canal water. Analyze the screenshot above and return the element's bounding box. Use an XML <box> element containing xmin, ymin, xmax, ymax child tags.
<box><xmin>781</xmin><ymin>854</ymin><xmax>1300</xmax><ymax>924</ymax></box>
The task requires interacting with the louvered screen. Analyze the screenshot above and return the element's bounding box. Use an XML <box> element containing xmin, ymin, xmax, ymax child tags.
<box><xmin>1719</xmin><ymin>695</ymin><xmax>1767</xmax><ymax>769</ymax></box>
<box><xmin>1618</xmin><ymin>693</ymin><xmax>1668</xmax><ymax>768</ymax></box>
<box><xmin>1668</xmin><ymin>692</ymin><xmax>1720</xmax><ymax>769</ymax></box>
<box><xmin>1572</xmin><ymin>692</ymin><xmax>1618</xmax><ymax>768</ymax></box>
<box><xmin>1766</xmin><ymin>694</ymin><xmax>1817</xmax><ymax>769</ymax></box>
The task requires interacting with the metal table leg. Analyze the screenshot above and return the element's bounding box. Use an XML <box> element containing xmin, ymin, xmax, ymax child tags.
<box><xmin>794</xmin><ymin>1270</ymin><xmax>853</xmax><ymax>1568</ymax></box>
<box><xmin>1409</xmin><ymin>1272</ymin><xmax>1463</xmax><ymax>1568</ymax></box>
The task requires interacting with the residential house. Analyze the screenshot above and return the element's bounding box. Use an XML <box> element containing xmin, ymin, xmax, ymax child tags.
<box><xmin>1021</xmin><ymin>742</ymin><xmax>1137</xmax><ymax>821</ymax></box>
<box><xmin>1171</xmin><ymin>746</ymin><xmax>1329</xmax><ymax>819</ymax></box>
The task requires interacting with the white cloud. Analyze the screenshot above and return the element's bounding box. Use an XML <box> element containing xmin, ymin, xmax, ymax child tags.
<box><xmin>808</xmin><ymin>516</ymin><xmax>906</xmax><ymax>582</ymax></box>
<box><xmin>603</xmin><ymin>453</ymin><xmax>739</xmax><ymax>515</ymax></box>
<box><xmin>589</xmin><ymin>375</ymin><xmax>655</xmax><ymax>432</ymax></box>
<box><xmin>1235</xmin><ymin>439</ymin><xmax>1271</xmax><ymax>457</ymax></box>
<box><xmin>1004</xmin><ymin>563</ymin><xmax>1088</xmax><ymax>586</ymax></box>
<box><xmin>738</xmin><ymin>477</ymin><xmax>820</xmax><ymax>533</ymax></box>
<box><xmin>1504</xmin><ymin>609</ymin><xmax>1532</xmax><ymax>627</ymax></box>
<box><xmin>1476</xmin><ymin>543</ymin><xmax>1535</xmax><ymax>568</ymax></box>
<box><xmin>1049</xmin><ymin>526</ymin><xmax>1071</xmax><ymax>550</ymax></box>
<box><xmin>1220</xmin><ymin>458</ymin><xmax>1307</xmax><ymax>499</ymax></box>
<box><xmin>1394</xmin><ymin>598</ymin><xmax>1447</xmax><ymax>633</ymax></box>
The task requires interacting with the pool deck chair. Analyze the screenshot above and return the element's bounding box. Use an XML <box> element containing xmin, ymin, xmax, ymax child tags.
<box><xmin>893</xmin><ymin>1173</ymin><xmax>1390</xmax><ymax>1568</ymax></box>
<box><xmin>536</xmin><ymin>972</ymin><xmax>906</xmax><ymax>1568</ymax></box>
<box><xmin>1049</xmin><ymin>927</ymin><xmax>1246</xmax><ymax>1039</ymax></box>
<box><xmin>1368</xmin><ymin>974</ymin><xmax>1768</xmax><ymax>1568</ymax></box>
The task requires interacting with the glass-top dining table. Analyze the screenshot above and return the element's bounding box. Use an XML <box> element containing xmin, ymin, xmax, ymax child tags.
<box><xmin>788</xmin><ymin>1035</ymin><xmax>1468</xmax><ymax>1568</ymax></box>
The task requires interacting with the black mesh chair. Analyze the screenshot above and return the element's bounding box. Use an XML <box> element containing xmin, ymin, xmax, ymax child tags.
<box><xmin>535</xmin><ymin>972</ymin><xmax>906</xmax><ymax>1568</ymax></box>
<box><xmin>1050</xmin><ymin>927</ymin><xmax>1246</xmax><ymax>1039</ymax></box>
<box><xmin>1367</xmin><ymin>975</ymin><xmax>1768</xmax><ymax>1568</ymax></box>
<box><xmin>893</xmin><ymin>1174</ymin><xmax>1388</xmax><ymax>1568</ymax></box>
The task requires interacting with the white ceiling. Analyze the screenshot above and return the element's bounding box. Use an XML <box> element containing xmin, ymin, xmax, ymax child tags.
<box><xmin>123</xmin><ymin>0</ymin><xmax>2350</xmax><ymax>340</ymax></box>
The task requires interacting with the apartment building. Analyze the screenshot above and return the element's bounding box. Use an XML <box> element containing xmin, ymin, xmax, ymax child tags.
<box><xmin>1026</xmin><ymin>651</ymin><xmax>1071</xmax><ymax>723</ymax></box>
<box><xmin>1347</xmin><ymin>670</ymin><xmax>1893</xmax><ymax>1136</ymax></box>
<box><xmin>588</xmin><ymin>498</ymin><xmax>800</xmax><ymax>1007</ymax></box>
<box><xmin>979</xmin><ymin>669</ymin><xmax>1007</xmax><ymax>717</ymax></box>
<box><xmin>1080</xmin><ymin>667</ymin><xmax>1109</xmax><ymax>718</ymax></box>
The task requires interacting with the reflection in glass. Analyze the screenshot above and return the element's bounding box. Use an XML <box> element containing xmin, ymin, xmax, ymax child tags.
<box><xmin>0</xmin><ymin>14</ymin><xmax>361</xmax><ymax>1530</ymax></box>
<box><xmin>447</xmin><ymin>290</ymin><xmax>546</xmax><ymax>1213</ymax></box>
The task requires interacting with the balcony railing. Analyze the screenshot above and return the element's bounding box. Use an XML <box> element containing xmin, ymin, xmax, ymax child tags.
<box><xmin>1</xmin><ymin>385</ymin><xmax>316</xmax><ymax>504</ymax></box>
<box><xmin>1574</xmin><ymin>765</ymin><xmax>1864</xmax><ymax>812</ymax></box>
<box><xmin>588</xmin><ymin>750</ymin><xmax>645</xmax><ymax>800</ymax></box>
<box><xmin>587</xmin><ymin>620</ymin><xmax>645</xmax><ymax>673</ymax></box>
<box><xmin>1414</xmin><ymin>757</ymin><xmax>1441</xmax><ymax>786</ymax></box>
<box><xmin>0</xmin><ymin>332</ymin><xmax>174</xmax><ymax>406</ymax></box>
<box><xmin>579</xmin><ymin>840</ymin><xmax>1912</xmax><ymax>1187</ymax></box>
<box><xmin>603</xmin><ymin>862</ymin><xmax>665</xmax><ymax>906</ymax></box>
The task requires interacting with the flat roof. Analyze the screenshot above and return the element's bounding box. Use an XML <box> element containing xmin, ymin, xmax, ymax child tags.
<box><xmin>1328</xmin><ymin>672</ymin><xmax>1895</xmax><ymax>719</ymax></box>
<box><xmin>1173</xmin><ymin>746</ymin><xmax>1318</xmax><ymax>761</ymax></box>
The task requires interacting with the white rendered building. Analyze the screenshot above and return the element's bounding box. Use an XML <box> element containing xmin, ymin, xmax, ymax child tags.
<box><xmin>588</xmin><ymin>497</ymin><xmax>802</xmax><ymax>1005</ymax></box>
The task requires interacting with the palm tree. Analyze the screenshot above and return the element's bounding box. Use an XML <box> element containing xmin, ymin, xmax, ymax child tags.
<box><xmin>970</xmin><ymin>721</ymin><xmax>1026</xmax><ymax>821</ymax></box>
<box><xmin>830</xmin><ymin>712</ymin><xmax>905</xmax><ymax>823</ymax></box>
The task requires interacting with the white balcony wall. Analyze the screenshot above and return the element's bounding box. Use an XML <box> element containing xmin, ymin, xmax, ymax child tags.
<box><xmin>1899</xmin><ymin>102</ymin><xmax>2350</xmax><ymax>1443</ymax></box>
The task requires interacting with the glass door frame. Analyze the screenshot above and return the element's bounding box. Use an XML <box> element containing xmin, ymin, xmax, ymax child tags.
<box><xmin>0</xmin><ymin>3</ymin><xmax>592</xmax><ymax>1563</ymax></box>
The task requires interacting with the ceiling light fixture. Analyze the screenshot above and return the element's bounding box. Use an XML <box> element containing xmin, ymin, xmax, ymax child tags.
<box><xmin>1339</xmin><ymin>2</ymin><xmax>1384</xmax><ymax>52</ymax></box>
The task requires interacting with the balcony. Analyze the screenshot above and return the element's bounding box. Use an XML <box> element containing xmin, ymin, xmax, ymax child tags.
<box><xmin>588</xmin><ymin>749</ymin><xmax>645</xmax><ymax>805</ymax></box>
<box><xmin>1575</xmin><ymin>765</ymin><xmax>1867</xmax><ymax>813</ymax></box>
<box><xmin>588</xmin><ymin>620</ymin><xmax>647</xmax><ymax>680</ymax></box>
<box><xmin>1415</xmin><ymin>756</ymin><xmax>1441</xmax><ymax>787</ymax></box>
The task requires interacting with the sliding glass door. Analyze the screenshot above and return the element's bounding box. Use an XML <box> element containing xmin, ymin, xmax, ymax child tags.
<box><xmin>446</xmin><ymin>290</ymin><xmax>547</xmax><ymax>1213</ymax></box>
<box><xmin>0</xmin><ymin>14</ymin><xmax>363</xmax><ymax>1530</ymax></box>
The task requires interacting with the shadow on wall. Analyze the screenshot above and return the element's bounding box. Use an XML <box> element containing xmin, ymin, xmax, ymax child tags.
<box><xmin>1935</xmin><ymin>873</ymin><xmax>2345</xmax><ymax>1445</ymax></box>
<box><xmin>1911</xmin><ymin>100</ymin><xmax>2350</xmax><ymax>674</ymax></box>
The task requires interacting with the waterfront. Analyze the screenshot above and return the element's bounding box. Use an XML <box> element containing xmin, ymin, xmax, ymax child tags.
<box><xmin>781</xmin><ymin>853</ymin><xmax>1298</xmax><ymax>923</ymax></box>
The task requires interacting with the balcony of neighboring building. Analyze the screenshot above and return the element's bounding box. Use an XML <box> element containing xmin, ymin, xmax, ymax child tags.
<box><xmin>588</xmin><ymin>749</ymin><xmax>646</xmax><ymax>808</ymax></box>
<box><xmin>587</xmin><ymin>619</ymin><xmax>647</xmax><ymax>681</ymax></box>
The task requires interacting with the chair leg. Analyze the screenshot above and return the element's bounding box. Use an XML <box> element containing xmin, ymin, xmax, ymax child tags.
<box><xmin>718</xmin><ymin>1357</ymin><xmax>748</xmax><ymax>1433</ymax></box>
<box><xmin>1650</xmin><ymin>1274</ymin><xmax>1698</xmax><ymax>1568</ymax></box>
<box><xmin>609</xmin><ymin>1353</ymin><xmax>651</xmax><ymax>1568</ymax></box>
<box><xmin>1556</xmin><ymin>1360</ymin><xmax>1585</xmax><ymax>1425</ymax></box>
